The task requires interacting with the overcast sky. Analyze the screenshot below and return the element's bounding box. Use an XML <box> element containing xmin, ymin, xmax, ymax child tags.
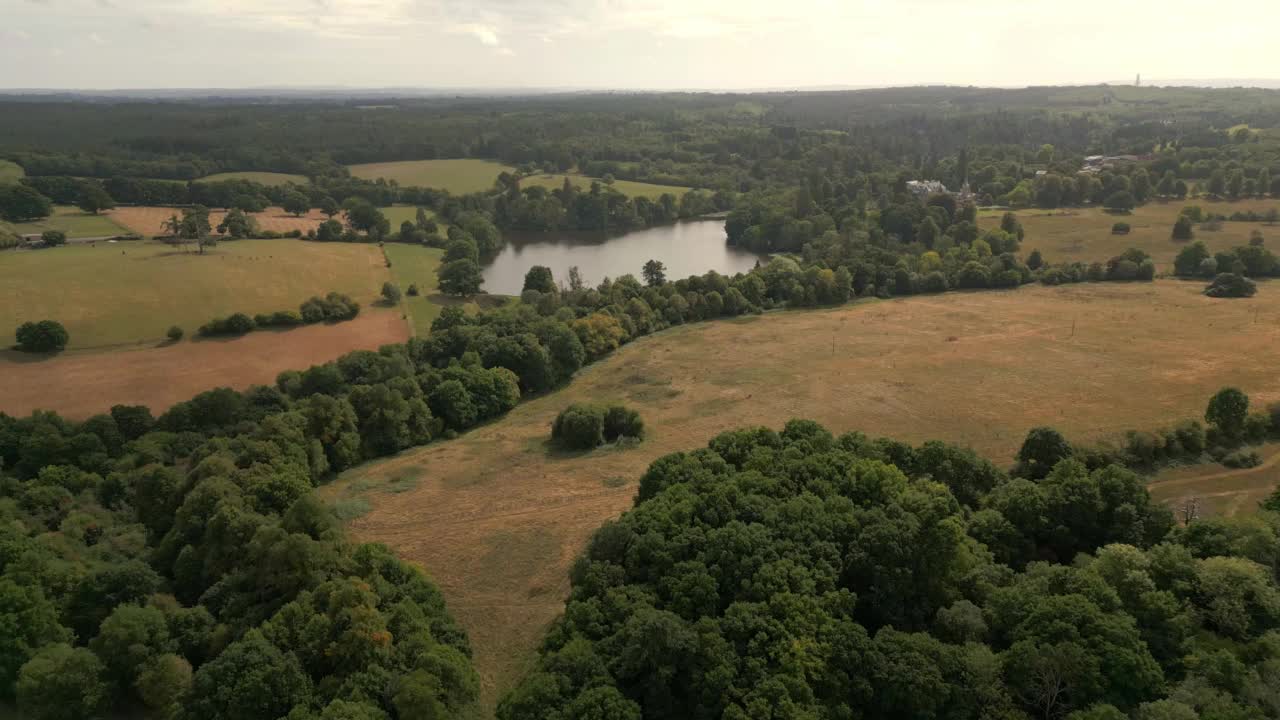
<box><xmin>2</xmin><ymin>0</ymin><xmax>1277</xmax><ymax>90</ymax></box>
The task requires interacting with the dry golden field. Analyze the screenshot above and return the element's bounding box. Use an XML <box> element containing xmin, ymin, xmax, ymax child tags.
<box><xmin>108</xmin><ymin>206</ymin><xmax>328</xmax><ymax>237</ymax></box>
<box><xmin>980</xmin><ymin>198</ymin><xmax>1280</xmax><ymax>271</ymax></box>
<box><xmin>323</xmin><ymin>279</ymin><xmax>1280</xmax><ymax>713</ymax></box>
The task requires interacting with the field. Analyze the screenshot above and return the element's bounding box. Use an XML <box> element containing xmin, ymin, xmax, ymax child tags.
<box><xmin>0</xmin><ymin>309</ymin><xmax>408</xmax><ymax>420</ymax></box>
<box><xmin>520</xmin><ymin>174</ymin><xmax>691</xmax><ymax>200</ymax></box>
<box><xmin>0</xmin><ymin>238</ymin><xmax>391</xmax><ymax>349</ymax></box>
<box><xmin>348</xmin><ymin>159</ymin><xmax>515</xmax><ymax>194</ymax></box>
<box><xmin>1149</xmin><ymin>444</ymin><xmax>1280</xmax><ymax>518</ymax></box>
<box><xmin>0</xmin><ymin>159</ymin><xmax>22</xmax><ymax>183</ymax></box>
<box><xmin>380</xmin><ymin>205</ymin><xmax>440</xmax><ymax>229</ymax></box>
<box><xmin>108</xmin><ymin>205</ymin><xmax>327</xmax><ymax>237</ymax></box>
<box><xmin>10</xmin><ymin>205</ymin><xmax>130</xmax><ymax>238</ymax></box>
<box><xmin>322</xmin><ymin>279</ymin><xmax>1280</xmax><ymax>712</ymax></box>
<box><xmin>349</xmin><ymin>159</ymin><xmax>692</xmax><ymax>199</ymax></box>
<box><xmin>196</xmin><ymin>171</ymin><xmax>308</xmax><ymax>186</ymax></box>
<box><xmin>980</xmin><ymin>199</ymin><xmax>1280</xmax><ymax>271</ymax></box>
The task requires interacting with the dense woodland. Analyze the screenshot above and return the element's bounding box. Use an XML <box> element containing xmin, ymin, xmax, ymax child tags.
<box><xmin>5</xmin><ymin>86</ymin><xmax>1280</xmax><ymax>720</ymax></box>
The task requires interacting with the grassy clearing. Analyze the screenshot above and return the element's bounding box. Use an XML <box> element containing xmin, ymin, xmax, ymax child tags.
<box><xmin>10</xmin><ymin>206</ymin><xmax>130</xmax><ymax>238</ymax></box>
<box><xmin>348</xmin><ymin>159</ymin><xmax>514</xmax><ymax>194</ymax></box>
<box><xmin>1</xmin><ymin>238</ymin><xmax>391</xmax><ymax>349</ymax></box>
<box><xmin>0</xmin><ymin>160</ymin><xmax>23</xmax><ymax>183</ymax></box>
<box><xmin>196</xmin><ymin>171</ymin><xmax>308</xmax><ymax>186</ymax></box>
<box><xmin>323</xmin><ymin>279</ymin><xmax>1280</xmax><ymax>712</ymax></box>
<box><xmin>1149</xmin><ymin>443</ymin><xmax>1280</xmax><ymax>518</ymax></box>
<box><xmin>520</xmin><ymin>174</ymin><xmax>691</xmax><ymax>200</ymax></box>
<box><xmin>980</xmin><ymin>199</ymin><xmax>1280</xmax><ymax>271</ymax></box>
<box><xmin>382</xmin><ymin>243</ymin><xmax>482</xmax><ymax>337</ymax></box>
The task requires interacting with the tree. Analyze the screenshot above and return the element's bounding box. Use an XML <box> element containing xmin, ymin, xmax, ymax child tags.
<box><xmin>281</xmin><ymin>191</ymin><xmax>310</xmax><ymax>217</ymax></box>
<box><xmin>1206</xmin><ymin>169</ymin><xmax>1227</xmax><ymax>198</ymax></box>
<box><xmin>1171</xmin><ymin>216</ymin><xmax>1194</xmax><ymax>241</ymax></box>
<box><xmin>552</xmin><ymin>404</ymin><xmax>606</xmax><ymax>449</ymax></box>
<box><xmin>135</xmin><ymin>654</ymin><xmax>192</xmax><ymax>717</ymax></box>
<box><xmin>185</xmin><ymin>630</ymin><xmax>312</xmax><ymax>720</ymax></box>
<box><xmin>428</xmin><ymin>379</ymin><xmax>478</xmax><ymax>431</ymax></box>
<box><xmin>318</xmin><ymin>194</ymin><xmax>340</xmax><ymax>218</ymax></box>
<box><xmin>167</xmin><ymin>325</ymin><xmax>184</xmax><ymax>342</ymax></box>
<box><xmin>444</xmin><ymin>238</ymin><xmax>479</xmax><ymax>263</ymax></box>
<box><xmin>1173</xmin><ymin>241</ymin><xmax>1209</xmax><ymax>276</ymax></box>
<box><xmin>16</xmin><ymin>644</ymin><xmax>108</xmax><ymax>720</ymax></box>
<box><xmin>77</xmin><ymin>183</ymin><xmax>115</xmax><ymax>215</ymax></box>
<box><xmin>217</xmin><ymin>208</ymin><xmax>258</xmax><ymax>239</ymax></box>
<box><xmin>0</xmin><ymin>580</ymin><xmax>70</xmax><ymax>695</ymax></box>
<box><xmin>316</xmin><ymin>219</ymin><xmax>344</xmax><ymax>241</ymax></box>
<box><xmin>1104</xmin><ymin>191</ymin><xmax>1135</xmax><ymax>213</ymax></box>
<box><xmin>1203</xmin><ymin>273</ymin><xmax>1256</xmax><ymax>299</ymax></box>
<box><xmin>40</xmin><ymin>230</ymin><xmax>66</xmax><ymax>247</ymax></box>
<box><xmin>1017</xmin><ymin>427</ymin><xmax>1072</xmax><ymax>479</ymax></box>
<box><xmin>381</xmin><ymin>282</ymin><xmax>402</xmax><ymax>305</ymax></box>
<box><xmin>437</xmin><ymin>259</ymin><xmax>483</xmax><ymax>296</ymax></box>
<box><xmin>1205</xmin><ymin>387</ymin><xmax>1249</xmax><ymax>438</ymax></box>
<box><xmin>1027</xmin><ymin>249</ymin><xmax>1043</xmax><ymax>270</ymax></box>
<box><xmin>343</xmin><ymin>199</ymin><xmax>388</xmax><ymax>237</ymax></box>
<box><xmin>523</xmin><ymin>266</ymin><xmax>556</xmax><ymax>294</ymax></box>
<box><xmin>0</xmin><ymin>184</ymin><xmax>53</xmax><ymax>222</ymax></box>
<box><xmin>642</xmin><ymin>259</ymin><xmax>667</xmax><ymax>287</ymax></box>
<box><xmin>15</xmin><ymin>320</ymin><xmax>69</xmax><ymax>353</ymax></box>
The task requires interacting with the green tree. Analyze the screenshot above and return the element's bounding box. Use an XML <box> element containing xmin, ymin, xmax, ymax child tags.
<box><xmin>381</xmin><ymin>282</ymin><xmax>402</xmax><ymax>305</ymax></box>
<box><xmin>16</xmin><ymin>644</ymin><xmax>108</xmax><ymax>720</ymax></box>
<box><xmin>642</xmin><ymin>259</ymin><xmax>667</xmax><ymax>287</ymax></box>
<box><xmin>318</xmin><ymin>194</ymin><xmax>340</xmax><ymax>218</ymax></box>
<box><xmin>15</xmin><ymin>320</ymin><xmax>69</xmax><ymax>353</ymax></box>
<box><xmin>135</xmin><ymin>654</ymin><xmax>192</xmax><ymax>718</ymax></box>
<box><xmin>40</xmin><ymin>230</ymin><xmax>66</xmax><ymax>247</ymax></box>
<box><xmin>0</xmin><ymin>184</ymin><xmax>53</xmax><ymax>222</ymax></box>
<box><xmin>523</xmin><ymin>265</ymin><xmax>556</xmax><ymax>294</ymax></box>
<box><xmin>1171</xmin><ymin>216</ymin><xmax>1194</xmax><ymax>241</ymax></box>
<box><xmin>1104</xmin><ymin>191</ymin><xmax>1135</xmax><ymax>213</ymax></box>
<box><xmin>1017</xmin><ymin>426</ymin><xmax>1072</xmax><ymax>479</ymax></box>
<box><xmin>1205</xmin><ymin>387</ymin><xmax>1249</xmax><ymax>438</ymax></box>
<box><xmin>77</xmin><ymin>183</ymin><xmax>115</xmax><ymax>215</ymax></box>
<box><xmin>437</xmin><ymin>259</ymin><xmax>483</xmax><ymax>297</ymax></box>
<box><xmin>1173</xmin><ymin>241</ymin><xmax>1209</xmax><ymax>276</ymax></box>
<box><xmin>0</xmin><ymin>580</ymin><xmax>70</xmax><ymax>696</ymax></box>
<box><xmin>281</xmin><ymin>190</ymin><xmax>310</xmax><ymax>217</ymax></box>
<box><xmin>185</xmin><ymin>630</ymin><xmax>312</xmax><ymax>720</ymax></box>
<box><xmin>443</xmin><ymin>238</ymin><xmax>479</xmax><ymax>263</ymax></box>
<box><xmin>552</xmin><ymin>404</ymin><xmax>606</xmax><ymax>449</ymax></box>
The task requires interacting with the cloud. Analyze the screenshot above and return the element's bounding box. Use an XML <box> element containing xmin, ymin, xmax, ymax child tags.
<box><xmin>454</xmin><ymin>22</ymin><xmax>500</xmax><ymax>46</ymax></box>
<box><xmin>88</xmin><ymin>31</ymin><xmax>105</xmax><ymax>44</ymax></box>
<box><xmin>496</xmin><ymin>47</ymin><xmax>514</xmax><ymax>56</ymax></box>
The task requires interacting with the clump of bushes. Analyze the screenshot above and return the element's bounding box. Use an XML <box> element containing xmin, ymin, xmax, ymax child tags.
<box><xmin>199</xmin><ymin>292</ymin><xmax>360</xmax><ymax>337</ymax></box>
<box><xmin>552</xmin><ymin>403</ymin><xmax>645</xmax><ymax>450</ymax></box>
<box><xmin>407</xmin><ymin>284</ymin><xmax>420</xmax><ymax>296</ymax></box>
<box><xmin>1204</xmin><ymin>273</ymin><xmax>1257</xmax><ymax>298</ymax></box>
<box><xmin>1222</xmin><ymin>448</ymin><xmax>1262</xmax><ymax>469</ymax></box>
<box><xmin>1111</xmin><ymin>222</ymin><xmax>1130</xmax><ymax>235</ymax></box>
<box><xmin>40</xmin><ymin>230</ymin><xmax>67</xmax><ymax>247</ymax></box>
<box><xmin>14</xmin><ymin>320</ymin><xmax>69</xmax><ymax>353</ymax></box>
<box><xmin>166</xmin><ymin>326</ymin><xmax>184</xmax><ymax>342</ymax></box>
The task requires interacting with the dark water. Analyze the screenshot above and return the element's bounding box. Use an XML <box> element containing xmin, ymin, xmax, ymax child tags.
<box><xmin>481</xmin><ymin>220</ymin><xmax>765</xmax><ymax>295</ymax></box>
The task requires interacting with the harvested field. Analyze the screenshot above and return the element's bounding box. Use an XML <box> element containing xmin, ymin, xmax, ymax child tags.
<box><xmin>109</xmin><ymin>206</ymin><xmax>328</xmax><ymax>237</ymax></box>
<box><xmin>1</xmin><ymin>238</ymin><xmax>391</xmax><ymax>348</ymax></box>
<box><xmin>0</xmin><ymin>309</ymin><xmax>408</xmax><ymax>419</ymax></box>
<box><xmin>1149</xmin><ymin>443</ymin><xmax>1280</xmax><ymax>518</ymax></box>
<box><xmin>980</xmin><ymin>198</ymin><xmax>1280</xmax><ymax>271</ymax></box>
<box><xmin>323</xmin><ymin>279</ymin><xmax>1280</xmax><ymax>713</ymax></box>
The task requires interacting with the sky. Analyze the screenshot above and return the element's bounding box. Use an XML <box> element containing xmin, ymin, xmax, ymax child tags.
<box><xmin>2</xmin><ymin>0</ymin><xmax>1278</xmax><ymax>90</ymax></box>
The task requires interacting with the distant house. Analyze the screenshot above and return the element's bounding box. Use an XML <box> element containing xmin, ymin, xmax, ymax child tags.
<box><xmin>906</xmin><ymin>180</ymin><xmax>948</xmax><ymax>198</ymax></box>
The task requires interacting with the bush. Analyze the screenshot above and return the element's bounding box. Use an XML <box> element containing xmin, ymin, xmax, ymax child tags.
<box><xmin>198</xmin><ymin>312</ymin><xmax>256</xmax><ymax>337</ymax></box>
<box><xmin>552</xmin><ymin>403</ymin><xmax>644</xmax><ymax>450</ymax></box>
<box><xmin>381</xmin><ymin>282</ymin><xmax>402</xmax><ymax>304</ymax></box>
<box><xmin>407</xmin><ymin>284</ymin><xmax>420</xmax><ymax>296</ymax></box>
<box><xmin>1111</xmin><ymin>222</ymin><xmax>1130</xmax><ymax>235</ymax></box>
<box><xmin>1203</xmin><ymin>273</ymin><xmax>1256</xmax><ymax>298</ymax></box>
<box><xmin>1171</xmin><ymin>216</ymin><xmax>1194</xmax><ymax>240</ymax></box>
<box><xmin>40</xmin><ymin>230</ymin><xmax>67</xmax><ymax>247</ymax></box>
<box><xmin>15</xmin><ymin>320</ymin><xmax>69</xmax><ymax>353</ymax></box>
<box><xmin>1222</xmin><ymin>449</ymin><xmax>1261</xmax><ymax>469</ymax></box>
<box><xmin>166</xmin><ymin>326</ymin><xmax>184</xmax><ymax>342</ymax></box>
<box><xmin>300</xmin><ymin>292</ymin><xmax>361</xmax><ymax>323</ymax></box>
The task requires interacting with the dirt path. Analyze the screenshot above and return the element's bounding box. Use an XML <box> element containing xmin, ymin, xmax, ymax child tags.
<box><xmin>0</xmin><ymin>310</ymin><xmax>409</xmax><ymax>419</ymax></box>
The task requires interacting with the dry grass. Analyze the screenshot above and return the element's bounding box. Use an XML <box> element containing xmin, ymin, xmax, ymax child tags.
<box><xmin>108</xmin><ymin>206</ymin><xmax>328</xmax><ymax>237</ymax></box>
<box><xmin>348</xmin><ymin>160</ymin><xmax>515</xmax><ymax>194</ymax></box>
<box><xmin>322</xmin><ymin>279</ymin><xmax>1280</xmax><ymax>714</ymax></box>
<box><xmin>1149</xmin><ymin>443</ymin><xmax>1280</xmax><ymax>518</ymax></box>
<box><xmin>0</xmin><ymin>309</ymin><xmax>409</xmax><ymax>420</ymax></box>
<box><xmin>980</xmin><ymin>199</ymin><xmax>1280</xmax><ymax>271</ymax></box>
<box><xmin>0</xmin><ymin>238</ymin><xmax>391</xmax><ymax>349</ymax></box>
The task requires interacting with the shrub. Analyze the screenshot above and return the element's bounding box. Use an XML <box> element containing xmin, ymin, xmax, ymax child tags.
<box><xmin>40</xmin><ymin>230</ymin><xmax>67</xmax><ymax>247</ymax></box>
<box><xmin>1171</xmin><ymin>216</ymin><xmax>1194</xmax><ymax>240</ymax></box>
<box><xmin>552</xmin><ymin>404</ymin><xmax>605</xmax><ymax>450</ymax></box>
<box><xmin>1203</xmin><ymin>273</ymin><xmax>1256</xmax><ymax>298</ymax></box>
<box><xmin>166</xmin><ymin>326</ymin><xmax>184</xmax><ymax>342</ymax></box>
<box><xmin>381</xmin><ymin>282</ymin><xmax>402</xmax><ymax>304</ymax></box>
<box><xmin>1222</xmin><ymin>449</ymin><xmax>1261</xmax><ymax>469</ymax></box>
<box><xmin>198</xmin><ymin>312</ymin><xmax>256</xmax><ymax>337</ymax></box>
<box><xmin>15</xmin><ymin>320</ymin><xmax>69</xmax><ymax>352</ymax></box>
<box><xmin>407</xmin><ymin>284</ymin><xmax>420</xmax><ymax>296</ymax></box>
<box><xmin>603</xmin><ymin>405</ymin><xmax>645</xmax><ymax>442</ymax></box>
<box><xmin>1111</xmin><ymin>222</ymin><xmax>1131</xmax><ymax>235</ymax></box>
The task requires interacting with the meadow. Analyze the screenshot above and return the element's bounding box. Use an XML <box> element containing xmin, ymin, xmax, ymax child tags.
<box><xmin>1149</xmin><ymin>443</ymin><xmax>1280</xmax><ymax>518</ymax></box>
<box><xmin>108</xmin><ymin>205</ymin><xmax>327</xmax><ymax>237</ymax></box>
<box><xmin>348</xmin><ymin>159</ymin><xmax>515</xmax><ymax>194</ymax></box>
<box><xmin>0</xmin><ymin>238</ymin><xmax>392</xmax><ymax>349</ymax></box>
<box><xmin>195</xmin><ymin>170</ymin><xmax>308</xmax><ymax>186</ymax></box>
<box><xmin>322</xmin><ymin>279</ymin><xmax>1280</xmax><ymax>712</ymax></box>
<box><xmin>10</xmin><ymin>205</ymin><xmax>131</xmax><ymax>238</ymax></box>
<box><xmin>980</xmin><ymin>198</ymin><xmax>1280</xmax><ymax>271</ymax></box>
<box><xmin>348</xmin><ymin>158</ymin><xmax>692</xmax><ymax>199</ymax></box>
<box><xmin>0</xmin><ymin>159</ymin><xmax>22</xmax><ymax>183</ymax></box>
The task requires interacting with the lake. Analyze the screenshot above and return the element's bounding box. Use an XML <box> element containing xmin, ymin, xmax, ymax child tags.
<box><xmin>482</xmin><ymin>219</ymin><xmax>765</xmax><ymax>295</ymax></box>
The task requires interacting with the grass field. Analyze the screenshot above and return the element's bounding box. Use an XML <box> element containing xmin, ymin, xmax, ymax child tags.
<box><xmin>980</xmin><ymin>199</ymin><xmax>1280</xmax><ymax>271</ymax></box>
<box><xmin>0</xmin><ymin>309</ymin><xmax>408</xmax><ymax>420</ymax></box>
<box><xmin>520</xmin><ymin>174</ymin><xmax>691</xmax><ymax>200</ymax></box>
<box><xmin>1</xmin><ymin>239</ymin><xmax>392</xmax><ymax>349</ymax></box>
<box><xmin>0</xmin><ymin>160</ymin><xmax>23</xmax><ymax>183</ymax></box>
<box><xmin>349</xmin><ymin>159</ymin><xmax>515</xmax><ymax>194</ymax></box>
<box><xmin>109</xmin><ymin>206</ymin><xmax>327</xmax><ymax>237</ymax></box>
<box><xmin>380</xmin><ymin>205</ymin><xmax>440</xmax><ymax>229</ymax></box>
<box><xmin>321</xmin><ymin>279</ymin><xmax>1280</xmax><ymax>713</ymax></box>
<box><xmin>1149</xmin><ymin>443</ymin><xmax>1280</xmax><ymax>519</ymax></box>
<box><xmin>196</xmin><ymin>171</ymin><xmax>308</xmax><ymax>186</ymax></box>
<box><xmin>10</xmin><ymin>206</ymin><xmax>130</xmax><ymax>238</ymax></box>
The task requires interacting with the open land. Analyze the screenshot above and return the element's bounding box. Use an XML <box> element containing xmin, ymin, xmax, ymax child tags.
<box><xmin>519</xmin><ymin>174</ymin><xmax>692</xmax><ymax>200</ymax></box>
<box><xmin>10</xmin><ymin>205</ymin><xmax>131</xmax><ymax>238</ymax></box>
<box><xmin>0</xmin><ymin>238</ymin><xmax>391</xmax><ymax>349</ymax></box>
<box><xmin>980</xmin><ymin>198</ymin><xmax>1280</xmax><ymax>271</ymax></box>
<box><xmin>348</xmin><ymin>159</ymin><xmax>691</xmax><ymax>199</ymax></box>
<box><xmin>0</xmin><ymin>309</ymin><xmax>408</xmax><ymax>420</ymax></box>
<box><xmin>1149</xmin><ymin>443</ymin><xmax>1280</xmax><ymax>518</ymax></box>
<box><xmin>0</xmin><ymin>160</ymin><xmax>23</xmax><ymax>183</ymax></box>
<box><xmin>108</xmin><ymin>205</ymin><xmax>328</xmax><ymax>237</ymax></box>
<box><xmin>195</xmin><ymin>171</ymin><xmax>309</xmax><ymax>186</ymax></box>
<box><xmin>322</xmin><ymin>279</ymin><xmax>1280</xmax><ymax>713</ymax></box>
